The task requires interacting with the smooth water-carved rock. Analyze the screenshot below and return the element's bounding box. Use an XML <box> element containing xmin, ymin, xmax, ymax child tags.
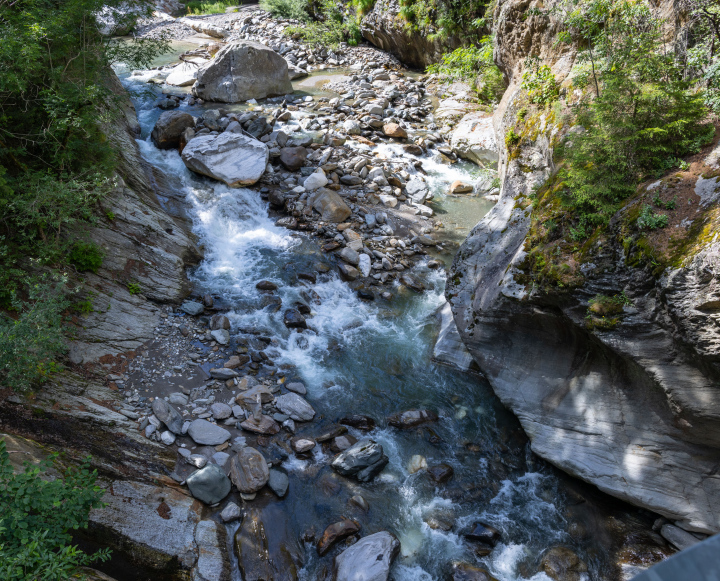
<box><xmin>193</xmin><ymin>41</ymin><xmax>292</xmax><ymax>103</ymax></box>
<box><xmin>186</xmin><ymin>464</ymin><xmax>231</xmax><ymax>505</ymax></box>
<box><xmin>181</xmin><ymin>133</ymin><xmax>269</xmax><ymax>187</ymax></box>
<box><xmin>317</xmin><ymin>518</ymin><xmax>360</xmax><ymax>556</ymax></box>
<box><xmin>333</xmin><ymin>531</ymin><xmax>400</xmax><ymax>581</ymax></box>
<box><xmin>450</xmin><ymin>113</ymin><xmax>498</xmax><ymax>167</ymax></box>
<box><xmin>229</xmin><ymin>446</ymin><xmax>269</xmax><ymax>493</ymax></box>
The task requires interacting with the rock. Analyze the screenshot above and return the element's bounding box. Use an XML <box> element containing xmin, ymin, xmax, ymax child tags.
<box><xmin>166</xmin><ymin>62</ymin><xmax>200</xmax><ymax>87</ymax></box>
<box><xmin>287</xmin><ymin>62</ymin><xmax>308</xmax><ymax>80</ymax></box>
<box><xmin>450</xmin><ymin>562</ymin><xmax>499</xmax><ymax>581</ymax></box>
<box><xmin>186</xmin><ymin>463</ymin><xmax>231</xmax><ymax>505</ymax></box>
<box><xmin>337</xmin><ymin>263</ymin><xmax>360</xmax><ymax>281</ymax></box>
<box><xmin>247</xmin><ymin>116</ymin><xmax>271</xmax><ymax>139</ymax></box>
<box><xmin>304</xmin><ymin>168</ymin><xmax>329</xmax><ymax>191</ymax></box>
<box><xmin>285</xmin><ymin>382</ymin><xmax>306</xmax><ymax>395</ymax></box>
<box><xmin>187</xmin><ymin>454</ymin><xmax>208</xmax><ymax>469</ymax></box>
<box><xmin>388</xmin><ymin>409</ymin><xmax>438</xmax><ymax>428</ymax></box>
<box><xmin>462</xmin><ymin>522</ymin><xmax>501</xmax><ymax>546</ymax></box>
<box><xmin>268</xmin><ymin>468</ymin><xmax>289</xmax><ymax>498</ymax></box>
<box><xmin>343</xmin><ymin>119</ymin><xmax>362</xmax><ymax>135</ymax></box>
<box><xmin>450</xmin><ymin>113</ymin><xmax>498</xmax><ymax>166</ymax></box>
<box><xmin>220</xmin><ymin>502</ymin><xmax>242</xmax><ymax>523</ymax></box>
<box><xmin>333</xmin><ymin>531</ymin><xmax>400</xmax><ymax>581</ymax></box>
<box><xmin>433</xmin><ymin>302</ymin><xmax>475</xmax><ymax>372</ymax></box>
<box><xmin>234</xmin><ymin>506</ymin><xmax>300</xmax><ymax>581</ymax></box>
<box><xmin>210</xmin><ymin>402</ymin><xmax>232</xmax><ymax>420</ymax></box>
<box><xmin>236</xmin><ymin>385</ymin><xmax>274</xmax><ymax>405</ymax></box>
<box><xmin>160</xmin><ymin>431</ymin><xmax>176</xmax><ymax>446</ymax></box>
<box><xmin>404</xmin><ymin>143</ymin><xmax>424</xmax><ymax>155</ymax></box>
<box><xmin>284</xmin><ymin>308</ymin><xmax>307</xmax><ymax>329</ymax></box>
<box><xmin>350</xmin><ymin>495</ymin><xmax>369</xmax><ymax>512</ymax></box>
<box><xmin>181</xmin><ymin>132</ymin><xmax>268</xmax><ymax>187</ymax></box>
<box><xmin>275</xmin><ymin>393</ymin><xmax>315</xmax><ymax>422</ymax></box>
<box><xmin>209</xmin><ymin>368</ymin><xmax>239</xmax><ymax>380</ymax></box>
<box><xmin>151</xmin><ymin>111</ymin><xmax>195</xmax><ymax>149</ymax></box>
<box><xmin>358</xmin><ymin>254</ymin><xmax>372</xmax><ymax>277</ymax></box>
<box><xmin>229</xmin><ymin>447</ymin><xmax>269</xmax><ymax>493</ymax></box>
<box><xmin>378</xmin><ymin>194</ymin><xmax>397</xmax><ymax>208</ymax></box>
<box><xmin>540</xmin><ymin>547</ymin><xmax>588</xmax><ymax>581</ymax></box>
<box><xmin>280</xmin><ymin>146</ymin><xmax>308</xmax><ymax>171</ymax></box>
<box><xmin>152</xmin><ymin>398</ymin><xmax>184</xmax><ymax>435</ymax></box>
<box><xmin>660</xmin><ymin>524</ymin><xmax>701</xmax><ymax>551</ymax></box>
<box><xmin>182</xmin><ymin>301</ymin><xmax>204</xmax><ymax>316</ymax></box>
<box><xmin>240</xmin><ymin>414</ymin><xmax>281</xmax><ymax>435</ymax></box>
<box><xmin>331</xmin><ymin>439</ymin><xmax>389</xmax><ymax>482</ymax></box>
<box><xmin>292</xmin><ymin>437</ymin><xmax>316</xmax><ymax>454</ymax></box>
<box><xmin>210</xmin><ymin>314</ymin><xmax>230</xmax><ymax>330</ymax></box>
<box><xmin>339</xmin><ymin>415</ymin><xmax>376</xmax><ymax>431</ymax></box>
<box><xmin>427</xmin><ymin>463</ymin><xmax>454</xmax><ymax>483</ymax></box>
<box><xmin>256</xmin><ymin>280</ymin><xmax>278</xmax><ymax>291</ymax></box>
<box><xmin>338</xmin><ymin>247</ymin><xmax>360</xmax><ymax>266</ymax></box>
<box><xmin>169</xmin><ymin>392</ymin><xmax>188</xmax><ymax>406</ymax></box>
<box><xmin>407</xmin><ymin>455</ymin><xmax>427</xmax><ymax>474</ymax></box>
<box><xmin>383</xmin><ymin>123</ymin><xmax>407</xmax><ymax>139</ymax></box>
<box><xmin>317</xmin><ymin>518</ymin><xmax>361</xmax><ymax>556</ymax></box>
<box><xmin>193</xmin><ymin>41</ymin><xmax>292</xmax><ymax>103</ymax></box>
<box><xmin>187</xmin><ymin>419</ymin><xmax>231</xmax><ymax>446</ymax></box>
<box><xmin>449</xmin><ymin>180</ymin><xmax>474</xmax><ymax>194</ymax></box>
<box><xmin>331</xmin><ymin>435</ymin><xmax>357</xmax><ymax>453</ymax></box>
<box><xmin>179</xmin><ymin>17</ymin><xmax>227</xmax><ymax>39</ymax></box>
<box><xmin>308</xmin><ymin>188</ymin><xmax>352</xmax><ymax>222</ymax></box>
<box><xmin>405</xmin><ymin>178</ymin><xmax>429</xmax><ymax>204</ymax></box>
<box><xmin>210</xmin><ymin>329</ymin><xmax>230</xmax><ymax>345</ymax></box>
<box><xmin>157</xmin><ymin>98</ymin><xmax>178</xmax><ymax>110</ymax></box>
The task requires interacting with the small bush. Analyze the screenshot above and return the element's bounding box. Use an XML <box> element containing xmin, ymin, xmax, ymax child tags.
<box><xmin>186</xmin><ymin>0</ymin><xmax>237</xmax><ymax>15</ymax></box>
<box><xmin>521</xmin><ymin>60</ymin><xmax>559</xmax><ymax>105</ymax></box>
<box><xmin>588</xmin><ymin>292</ymin><xmax>631</xmax><ymax>316</ymax></box>
<box><xmin>127</xmin><ymin>282</ymin><xmax>141</xmax><ymax>295</ymax></box>
<box><xmin>505</xmin><ymin>129</ymin><xmax>521</xmax><ymax>148</ymax></box>
<box><xmin>0</xmin><ymin>439</ymin><xmax>110</xmax><ymax>581</ymax></box>
<box><xmin>68</xmin><ymin>241</ymin><xmax>104</xmax><ymax>274</ymax></box>
<box><xmin>0</xmin><ymin>276</ymin><xmax>70</xmax><ymax>392</ymax></box>
<box><xmin>636</xmin><ymin>205</ymin><xmax>668</xmax><ymax>230</ymax></box>
<box><xmin>260</xmin><ymin>0</ymin><xmax>308</xmax><ymax>20</ymax></box>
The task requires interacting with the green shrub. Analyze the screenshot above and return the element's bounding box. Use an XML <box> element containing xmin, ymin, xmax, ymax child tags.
<box><xmin>521</xmin><ymin>60</ymin><xmax>559</xmax><ymax>105</ymax></box>
<box><xmin>0</xmin><ymin>276</ymin><xmax>70</xmax><ymax>392</ymax></box>
<box><xmin>351</xmin><ymin>0</ymin><xmax>376</xmax><ymax>16</ymax></box>
<box><xmin>284</xmin><ymin>0</ymin><xmax>348</xmax><ymax>47</ymax></box>
<box><xmin>127</xmin><ymin>281</ymin><xmax>141</xmax><ymax>295</ymax></box>
<box><xmin>505</xmin><ymin>129</ymin><xmax>520</xmax><ymax>147</ymax></box>
<box><xmin>0</xmin><ymin>439</ymin><xmax>110</xmax><ymax>581</ymax></box>
<box><xmin>636</xmin><ymin>205</ymin><xmax>668</xmax><ymax>230</ymax></box>
<box><xmin>399</xmin><ymin>0</ymin><xmax>490</xmax><ymax>42</ymax></box>
<box><xmin>260</xmin><ymin>0</ymin><xmax>309</xmax><ymax>20</ymax></box>
<box><xmin>185</xmin><ymin>0</ymin><xmax>237</xmax><ymax>14</ymax></box>
<box><xmin>69</xmin><ymin>241</ymin><xmax>105</xmax><ymax>274</ymax></box>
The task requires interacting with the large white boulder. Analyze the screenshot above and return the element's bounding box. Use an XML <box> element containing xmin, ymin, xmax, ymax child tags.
<box><xmin>181</xmin><ymin>133</ymin><xmax>269</xmax><ymax>187</ymax></box>
<box><xmin>166</xmin><ymin>62</ymin><xmax>199</xmax><ymax>87</ymax></box>
<box><xmin>450</xmin><ymin>113</ymin><xmax>499</xmax><ymax>167</ymax></box>
<box><xmin>192</xmin><ymin>41</ymin><xmax>293</xmax><ymax>103</ymax></box>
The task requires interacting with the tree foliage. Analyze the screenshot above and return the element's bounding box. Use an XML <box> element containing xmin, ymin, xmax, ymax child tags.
<box><xmin>0</xmin><ymin>439</ymin><xmax>109</xmax><ymax>581</ymax></box>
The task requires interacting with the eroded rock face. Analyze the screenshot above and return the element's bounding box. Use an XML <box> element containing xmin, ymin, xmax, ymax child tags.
<box><xmin>192</xmin><ymin>40</ymin><xmax>292</xmax><ymax>103</ymax></box>
<box><xmin>360</xmin><ymin>0</ymin><xmax>460</xmax><ymax>69</ymax></box>
<box><xmin>181</xmin><ymin>132</ymin><xmax>269</xmax><ymax>187</ymax></box>
<box><xmin>448</xmin><ymin>0</ymin><xmax>720</xmax><ymax>534</ymax></box>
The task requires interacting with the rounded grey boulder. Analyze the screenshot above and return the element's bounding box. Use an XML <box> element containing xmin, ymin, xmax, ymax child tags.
<box><xmin>186</xmin><ymin>463</ymin><xmax>231</xmax><ymax>505</ymax></box>
<box><xmin>192</xmin><ymin>40</ymin><xmax>293</xmax><ymax>103</ymax></box>
<box><xmin>187</xmin><ymin>419</ymin><xmax>231</xmax><ymax>446</ymax></box>
<box><xmin>151</xmin><ymin>110</ymin><xmax>195</xmax><ymax>150</ymax></box>
<box><xmin>333</xmin><ymin>531</ymin><xmax>400</xmax><ymax>581</ymax></box>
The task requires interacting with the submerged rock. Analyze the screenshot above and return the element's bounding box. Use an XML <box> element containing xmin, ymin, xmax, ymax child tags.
<box><xmin>317</xmin><ymin>518</ymin><xmax>361</xmax><ymax>556</ymax></box>
<box><xmin>331</xmin><ymin>439</ymin><xmax>389</xmax><ymax>482</ymax></box>
<box><xmin>339</xmin><ymin>415</ymin><xmax>376</xmax><ymax>431</ymax></box>
<box><xmin>333</xmin><ymin>531</ymin><xmax>400</xmax><ymax>581</ymax></box>
<box><xmin>462</xmin><ymin>522</ymin><xmax>501</xmax><ymax>547</ymax></box>
<box><xmin>450</xmin><ymin>562</ymin><xmax>499</xmax><ymax>581</ymax></box>
<box><xmin>388</xmin><ymin>409</ymin><xmax>438</xmax><ymax>428</ymax></box>
<box><xmin>186</xmin><ymin>464</ymin><xmax>231</xmax><ymax>505</ymax></box>
<box><xmin>193</xmin><ymin>40</ymin><xmax>292</xmax><ymax>103</ymax></box>
<box><xmin>540</xmin><ymin>547</ymin><xmax>588</xmax><ymax>581</ymax></box>
<box><xmin>181</xmin><ymin>133</ymin><xmax>269</xmax><ymax>187</ymax></box>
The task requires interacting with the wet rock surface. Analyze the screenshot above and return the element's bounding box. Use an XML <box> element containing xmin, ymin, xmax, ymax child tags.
<box><xmin>333</xmin><ymin>531</ymin><xmax>400</xmax><ymax>581</ymax></box>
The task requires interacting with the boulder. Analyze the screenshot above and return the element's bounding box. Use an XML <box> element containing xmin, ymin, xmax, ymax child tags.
<box><xmin>209</xmin><ymin>367</ymin><xmax>238</xmax><ymax>380</ymax></box>
<box><xmin>229</xmin><ymin>447</ymin><xmax>269</xmax><ymax>493</ymax></box>
<box><xmin>383</xmin><ymin>123</ymin><xmax>407</xmax><ymax>139</ymax></box>
<box><xmin>275</xmin><ymin>393</ymin><xmax>315</xmax><ymax>422</ymax></box>
<box><xmin>317</xmin><ymin>518</ymin><xmax>361</xmax><ymax>556</ymax></box>
<box><xmin>339</xmin><ymin>415</ymin><xmax>376</xmax><ymax>431</ymax></box>
<box><xmin>304</xmin><ymin>168</ymin><xmax>329</xmax><ymax>191</ymax></box>
<box><xmin>187</xmin><ymin>419</ymin><xmax>231</xmax><ymax>446</ymax></box>
<box><xmin>240</xmin><ymin>415</ymin><xmax>281</xmax><ymax>435</ymax></box>
<box><xmin>427</xmin><ymin>463</ymin><xmax>454</xmax><ymax>483</ymax></box>
<box><xmin>151</xmin><ymin>111</ymin><xmax>195</xmax><ymax>150</ymax></box>
<box><xmin>450</xmin><ymin>113</ymin><xmax>498</xmax><ymax>166</ymax></box>
<box><xmin>220</xmin><ymin>502</ymin><xmax>242</xmax><ymax>523</ymax></box>
<box><xmin>283</xmin><ymin>308</ymin><xmax>307</xmax><ymax>329</ymax></box>
<box><xmin>287</xmin><ymin>62</ymin><xmax>308</xmax><ymax>80</ymax></box>
<box><xmin>186</xmin><ymin>464</ymin><xmax>231</xmax><ymax>505</ymax></box>
<box><xmin>337</xmin><ymin>263</ymin><xmax>360</xmax><ymax>281</ymax></box>
<box><xmin>337</xmin><ymin>247</ymin><xmax>360</xmax><ymax>266</ymax></box>
<box><xmin>343</xmin><ymin>119</ymin><xmax>362</xmax><ymax>135</ymax></box>
<box><xmin>660</xmin><ymin>524</ymin><xmax>701</xmax><ymax>551</ymax></box>
<box><xmin>331</xmin><ymin>439</ymin><xmax>389</xmax><ymax>482</ymax></box>
<box><xmin>166</xmin><ymin>62</ymin><xmax>200</xmax><ymax>87</ymax></box>
<box><xmin>280</xmin><ymin>147</ymin><xmax>308</xmax><ymax>171</ymax></box>
<box><xmin>268</xmin><ymin>468</ymin><xmax>289</xmax><ymax>498</ymax></box>
<box><xmin>234</xmin><ymin>506</ymin><xmax>301</xmax><ymax>581</ymax></box>
<box><xmin>181</xmin><ymin>133</ymin><xmax>269</xmax><ymax>187</ymax></box>
<box><xmin>210</xmin><ymin>402</ymin><xmax>232</xmax><ymax>420</ymax></box>
<box><xmin>333</xmin><ymin>531</ymin><xmax>400</xmax><ymax>581</ymax></box>
<box><xmin>181</xmin><ymin>300</ymin><xmax>204</xmax><ymax>315</ymax></box>
<box><xmin>462</xmin><ymin>522</ymin><xmax>501</xmax><ymax>546</ymax></box>
<box><xmin>388</xmin><ymin>409</ymin><xmax>438</xmax><ymax>428</ymax></box>
<box><xmin>193</xmin><ymin>41</ymin><xmax>292</xmax><ymax>103</ymax></box>
<box><xmin>151</xmin><ymin>398</ymin><xmax>184</xmax><ymax>434</ymax></box>
<box><xmin>540</xmin><ymin>547</ymin><xmax>588</xmax><ymax>581</ymax></box>
<box><xmin>308</xmin><ymin>188</ymin><xmax>352</xmax><ymax>222</ymax></box>
<box><xmin>449</xmin><ymin>180</ymin><xmax>474</xmax><ymax>194</ymax></box>
<box><xmin>292</xmin><ymin>437</ymin><xmax>316</xmax><ymax>454</ymax></box>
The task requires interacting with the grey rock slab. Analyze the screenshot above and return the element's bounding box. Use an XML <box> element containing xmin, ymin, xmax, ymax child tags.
<box><xmin>450</xmin><ymin>112</ymin><xmax>498</xmax><ymax>166</ymax></box>
<box><xmin>187</xmin><ymin>419</ymin><xmax>231</xmax><ymax>446</ymax></box>
<box><xmin>182</xmin><ymin>301</ymin><xmax>205</xmax><ymax>316</ymax></box>
<box><xmin>220</xmin><ymin>501</ymin><xmax>242</xmax><ymax>523</ymax></box>
<box><xmin>193</xmin><ymin>40</ymin><xmax>292</xmax><ymax>103</ymax></box>
<box><xmin>209</xmin><ymin>368</ymin><xmax>239</xmax><ymax>380</ymax></box>
<box><xmin>211</xmin><ymin>402</ymin><xmax>232</xmax><ymax>420</ymax></box>
<box><xmin>275</xmin><ymin>393</ymin><xmax>315</xmax><ymax>422</ymax></box>
<box><xmin>152</xmin><ymin>398</ymin><xmax>184</xmax><ymax>435</ymax></box>
<box><xmin>186</xmin><ymin>463</ymin><xmax>231</xmax><ymax>505</ymax></box>
<box><xmin>331</xmin><ymin>439</ymin><xmax>389</xmax><ymax>482</ymax></box>
<box><xmin>660</xmin><ymin>524</ymin><xmax>701</xmax><ymax>551</ymax></box>
<box><xmin>268</xmin><ymin>469</ymin><xmax>289</xmax><ymax>498</ymax></box>
<box><xmin>285</xmin><ymin>382</ymin><xmax>306</xmax><ymax>395</ymax></box>
<box><xmin>229</xmin><ymin>446</ymin><xmax>269</xmax><ymax>493</ymax></box>
<box><xmin>333</xmin><ymin>531</ymin><xmax>400</xmax><ymax>581</ymax></box>
<box><xmin>210</xmin><ymin>329</ymin><xmax>230</xmax><ymax>345</ymax></box>
<box><xmin>181</xmin><ymin>132</ymin><xmax>269</xmax><ymax>188</ymax></box>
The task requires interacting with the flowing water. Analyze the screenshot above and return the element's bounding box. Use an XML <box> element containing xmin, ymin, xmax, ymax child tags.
<box><xmin>118</xmin><ymin>61</ymin><xmax>607</xmax><ymax>580</ymax></box>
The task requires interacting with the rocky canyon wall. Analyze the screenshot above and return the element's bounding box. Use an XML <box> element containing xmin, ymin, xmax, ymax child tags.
<box><xmin>447</xmin><ymin>0</ymin><xmax>720</xmax><ymax>534</ymax></box>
